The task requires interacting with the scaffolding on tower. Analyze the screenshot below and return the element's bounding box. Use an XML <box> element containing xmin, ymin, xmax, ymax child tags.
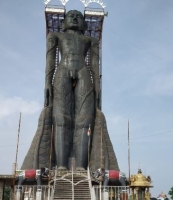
<box><xmin>45</xmin><ymin>5</ymin><xmax>106</xmax><ymax>109</ymax></box>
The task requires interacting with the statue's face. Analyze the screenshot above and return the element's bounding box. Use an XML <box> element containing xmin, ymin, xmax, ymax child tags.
<box><xmin>63</xmin><ymin>10</ymin><xmax>86</xmax><ymax>32</ymax></box>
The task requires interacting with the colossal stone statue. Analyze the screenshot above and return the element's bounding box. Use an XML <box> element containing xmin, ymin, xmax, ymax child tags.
<box><xmin>21</xmin><ymin>10</ymin><xmax>119</xmax><ymax>172</ymax></box>
<box><xmin>45</xmin><ymin>10</ymin><xmax>99</xmax><ymax>171</ymax></box>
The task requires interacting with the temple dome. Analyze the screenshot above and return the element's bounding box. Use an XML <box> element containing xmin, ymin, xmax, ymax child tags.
<box><xmin>130</xmin><ymin>169</ymin><xmax>152</xmax><ymax>187</ymax></box>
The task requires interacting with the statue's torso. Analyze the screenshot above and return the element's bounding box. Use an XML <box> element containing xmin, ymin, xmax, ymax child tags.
<box><xmin>58</xmin><ymin>33</ymin><xmax>91</xmax><ymax>71</ymax></box>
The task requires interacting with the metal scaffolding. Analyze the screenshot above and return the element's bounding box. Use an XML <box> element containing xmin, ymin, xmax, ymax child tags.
<box><xmin>45</xmin><ymin>5</ymin><xmax>65</xmax><ymax>35</ymax></box>
<box><xmin>45</xmin><ymin>5</ymin><xmax>106</xmax><ymax>108</ymax></box>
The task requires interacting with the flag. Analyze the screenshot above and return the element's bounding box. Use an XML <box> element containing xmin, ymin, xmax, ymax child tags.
<box><xmin>87</xmin><ymin>124</ymin><xmax>91</xmax><ymax>136</ymax></box>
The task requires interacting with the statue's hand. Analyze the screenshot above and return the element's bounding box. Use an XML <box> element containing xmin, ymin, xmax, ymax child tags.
<box><xmin>44</xmin><ymin>83</ymin><xmax>52</xmax><ymax>107</ymax></box>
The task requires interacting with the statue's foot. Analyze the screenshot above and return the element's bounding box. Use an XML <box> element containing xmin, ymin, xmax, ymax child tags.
<box><xmin>76</xmin><ymin>167</ymin><xmax>86</xmax><ymax>171</ymax></box>
<box><xmin>57</xmin><ymin>166</ymin><xmax>67</xmax><ymax>171</ymax></box>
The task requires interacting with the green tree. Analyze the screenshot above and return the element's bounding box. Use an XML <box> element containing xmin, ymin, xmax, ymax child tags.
<box><xmin>3</xmin><ymin>186</ymin><xmax>11</xmax><ymax>200</ymax></box>
<box><xmin>169</xmin><ymin>187</ymin><xmax>173</xmax><ymax>200</ymax></box>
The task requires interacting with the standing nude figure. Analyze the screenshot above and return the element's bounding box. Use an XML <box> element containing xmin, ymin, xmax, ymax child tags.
<box><xmin>45</xmin><ymin>10</ymin><xmax>100</xmax><ymax>171</ymax></box>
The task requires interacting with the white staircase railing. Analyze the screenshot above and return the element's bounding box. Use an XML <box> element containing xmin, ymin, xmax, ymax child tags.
<box><xmin>51</xmin><ymin>169</ymin><xmax>91</xmax><ymax>199</ymax></box>
<box><xmin>93</xmin><ymin>186</ymin><xmax>130</xmax><ymax>200</ymax></box>
<box><xmin>14</xmin><ymin>185</ymin><xmax>54</xmax><ymax>200</ymax></box>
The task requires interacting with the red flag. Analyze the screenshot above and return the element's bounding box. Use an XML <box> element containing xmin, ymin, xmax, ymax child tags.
<box><xmin>87</xmin><ymin>124</ymin><xmax>91</xmax><ymax>136</ymax></box>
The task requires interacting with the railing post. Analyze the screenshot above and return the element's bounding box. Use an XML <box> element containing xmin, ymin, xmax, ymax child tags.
<box><xmin>36</xmin><ymin>189</ymin><xmax>42</xmax><ymax>200</ymax></box>
<box><xmin>15</xmin><ymin>189</ymin><xmax>21</xmax><ymax>200</ymax></box>
<box><xmin>103</xmin><ymin>187</ymin><xmax>108</xmax><ymax>200</ymax></box>
<box><xmin>93</xmin><ymin>186</ymin><xmax>130</xmax><ymax>200</ymax></box>
<box><xmin>88</xmin><ymin>167</ymin><xmax>95</xmax><ymax>200</ymax></box>
<box><xmin>47</xmin><ymin>186</ymin><xmax>50</xmax><ymax>200</ymax></box>
<box><xmin>99</xmin><ymin>182</ymin><xmax>102</xmax><ymax>200</ymax></box>
<box><xmin>72</xmin><ymin>166</ymin><xmax>74</xmax><ymax>200</ymax></box>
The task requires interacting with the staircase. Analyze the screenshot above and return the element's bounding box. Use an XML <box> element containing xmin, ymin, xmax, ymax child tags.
<box><xmin>53</xmin><ymin>171</ymin><xmax>91</xmax><ymax>200</ymax></box>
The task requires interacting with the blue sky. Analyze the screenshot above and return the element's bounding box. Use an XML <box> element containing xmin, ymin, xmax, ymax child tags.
<box><xmin>0</xmin><ymin>0</ymin><xmax>173</xmax><ymax>197</ymax></box>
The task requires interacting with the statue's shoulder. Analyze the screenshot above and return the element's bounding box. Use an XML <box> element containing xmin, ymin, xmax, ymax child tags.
<box><xmin>46</xmin><ymin>32</ymin><xmax>63</xmax><ymax>40</ymax></box>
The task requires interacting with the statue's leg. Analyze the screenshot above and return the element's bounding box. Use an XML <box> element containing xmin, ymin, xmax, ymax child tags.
<box><xmin>73</xmin><ymin>67</ymin><xmax>95</xmax><ymax>170</ymax></box>
<box><xmin>53</xmin><ymin>68</ymin><xmax>74</xmax><ymax>170</ymax></box>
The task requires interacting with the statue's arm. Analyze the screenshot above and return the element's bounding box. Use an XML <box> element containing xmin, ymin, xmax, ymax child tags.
<box><xmin>90</xmin><ymin>38</ymin><xmax>100</xmax><ymax>109</ymax></box>
<box><xmin>45</xmin><ymin>33</ymin><xmax>58</xmax><ymax>106</ymax></box>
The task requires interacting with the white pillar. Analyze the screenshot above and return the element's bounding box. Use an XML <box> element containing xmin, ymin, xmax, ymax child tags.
<box><xmin>102</xmin><ymin>191</ymin><xmax>108</xmax><ymax>200</ymax></box>
<box><xmin>36</xmin><ymin>190</ymin><xmax>42</xmax><ymax>200</ymax></box>
<box><xmin>15</xmin><ymin>190</ymin><xmax>22</xmax><ymax>200</ymax></box>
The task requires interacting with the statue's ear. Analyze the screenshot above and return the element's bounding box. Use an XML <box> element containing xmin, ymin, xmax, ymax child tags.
<box><xmin>62</xmin><ymin>20</ymin><xmax>66</xmax><ymax>32</ymax></box>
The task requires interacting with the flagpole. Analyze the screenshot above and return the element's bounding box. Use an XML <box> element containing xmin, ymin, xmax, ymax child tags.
<box><xmin>100</xmin><ymin>127</ymin><xmax>102</xmax><ymax>200</ymax></box>
<box><xmin>49</xmin><ymin>125</ymin><xmax>54</xmax><ymax>173</ymax></box>
<box><xmin>14</xmin><ymin>112</ymin><xmax>22</xmax><ymax>173</ymax></box>
<box><xmin>128</xmin><ymin>120</ymin><xmax>131</xmax><ymax>191</ymax></box>
<box><xmin>13</xmin><ymin>112</ymin><xmax>22</xmax><ymax>195</ymax></box>
<box><xmin>87</xmin><ymin>124</ymin><xmax>91</xmax><ymax>168</ymax></box>
<box><xmin>48</xmin><ymin>124</ymin><xmax>54</xmax><ymax>200</ymax></box>
<box><xmin>100</xmin><ymin>127</ymin><xmax>103</xmax><ymax>168</ymax></box>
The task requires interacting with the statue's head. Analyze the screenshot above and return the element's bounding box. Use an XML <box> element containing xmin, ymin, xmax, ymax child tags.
<box><xmin>62</xmin><ymin>10</ymin><xmax>87</xmax><ymax>34</ymax></box>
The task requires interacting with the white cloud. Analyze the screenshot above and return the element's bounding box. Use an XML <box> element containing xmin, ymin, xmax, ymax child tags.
<box><xmin>145</xmin><ymin>74</ymin><xmax>173</xmax><ymax>96</ymax></box>
<box><xmin>0</xmin><ymin>96</ymin><xmax>41</xmax><ymax>119</ymax></box>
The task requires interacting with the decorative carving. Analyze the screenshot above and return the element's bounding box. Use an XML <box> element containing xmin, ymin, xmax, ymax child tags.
<box><xmin>79</xmin><ymin>0</ymin><xmax>106</xmax><ymax>8</ymax></box>
<box><xmin>43</xmin><ymin>0</ymin><xmax>51</xmax><ymax>5</ymax></box>
<box><xmin>130</xmin><ymin>169</ymin><xmax>152</xmax><ymax>187</ymax></box>
<box><xmin>147</xmin><ymin>176</ymin><xmax>151</xmax><ymax>183</ymax></box>
<box><xmin>145</xmin><ymin>189</ymin><xmax>151</xmax><ymax>200</ymax></box>
<box><xmin>59</xmin><ymin>0</ymin><xmax>69</xmax><ymax>6</ymax></box>
<box><xmin>130</xmin><ymin>175</ymin><xmax>136</xmax><ymax>182</ymax></box>
<box><xmin>43</xmin><ymin>0</ymin><xmax>106</xmax><ymax>8</ymax></box>
<box><xmin>93</xmin><ymin>168</ymin><xmax>127</xmax><ymax>189</ymax></box>
<box><xmin>43</xmin><ymin>0</ymin><xmax>69</xmax><ymax>6</ymax></box>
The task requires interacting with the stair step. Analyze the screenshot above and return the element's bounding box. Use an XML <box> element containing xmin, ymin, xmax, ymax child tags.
<box><xmin>53</xmin><ymin>173</ymin><xmax>91</xmax><ymax>200</ymax></box>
